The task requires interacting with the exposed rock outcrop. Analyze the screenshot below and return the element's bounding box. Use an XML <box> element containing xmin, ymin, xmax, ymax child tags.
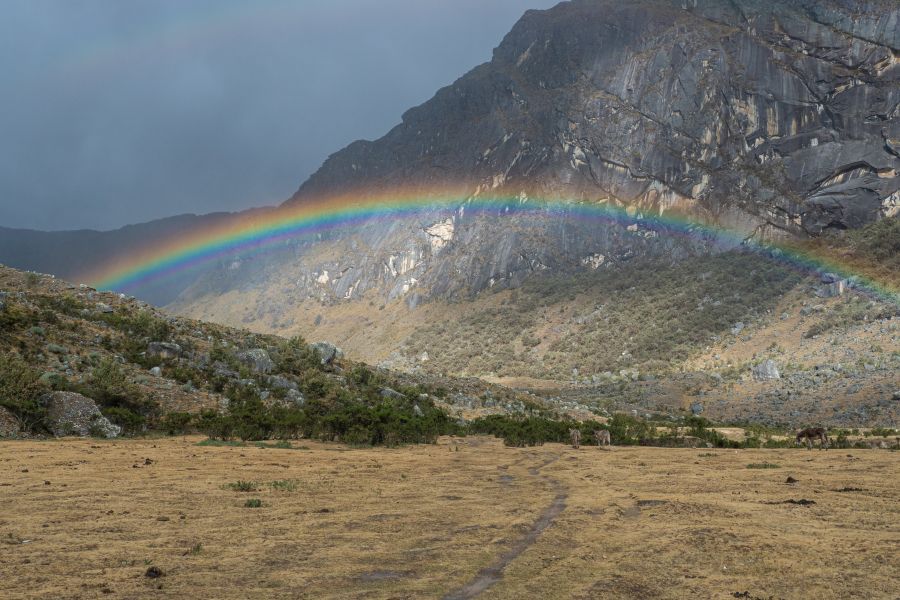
<box><xmin>236</xmin><ymin>348</ymin><xmax>275</xmax><ymax>374</ymax></box>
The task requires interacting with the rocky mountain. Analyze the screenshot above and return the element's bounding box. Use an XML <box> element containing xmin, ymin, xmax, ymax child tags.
<box><xmin>295</xmin><ymin>0</ymin><xmax>899</xmax><ymax>236</ymax></box>
<box><xmin>173</xmin><ymin>0</ymin><xmax>899</xmax><ymax>309</ymax></box>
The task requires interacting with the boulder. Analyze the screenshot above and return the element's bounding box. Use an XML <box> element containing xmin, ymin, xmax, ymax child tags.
<box><xmin>236</xmin><ymin>348</ymin><xmax>274</xmax><ymax>374</ymax></box>
<box><xmin>380</xmin><ymin>387</ymin><xmax>406</xmax><ymax>400</ymax></box>
<box><xmin>828</xmin><ymin>280</ymin><xmax>847</xmax><ymax>297</ymax></box>
<box><xmin>212</xmin><ymin>361</ymin><xmax>239</xmax><ymax>380</ymax></box>
<box><xmin>285</xmin><ymin>389</ymin><xmax>306</xmax><ymax>406</ymax></box>
<box><xmin>690</xmin><ymin>402</ymin><xmax>704</xmax><ymax>416</ymax></box>
<box><xmin>731</xmin><ymin>322</ymin><xmax>745</xmax><ymax>335</ymax></box>
<box><xmin>268</xmin><ymin>375</ymin><xmax>299</xmax><ymax>391</ymax></box>
<box><xmin>147</xmin><ymin>342</ymin><xmax>183</xmax><ymax>359</ymax></box>
<box><xmin>96</xmin><ymin>302</ymin><xmax>114</xmax><ymax>314</ymax></box>
<box><xmin>149</xmin><ymin>366</ymin><xmax>162</xmax><ymax>377</ymax></box>
<box><xmin>42</xmin><ymin>391</ymin><xmax>121</xmax><ymax>438</ymax></box>
<box><xmin>310</xmin><ymin>341</ymin><xmax>344</xmax><ymax>366</ymax></box>
<box><xmin>752</xmin><ymin>360</ymin><xmax>781</xmax><ymax>381</ymax></box>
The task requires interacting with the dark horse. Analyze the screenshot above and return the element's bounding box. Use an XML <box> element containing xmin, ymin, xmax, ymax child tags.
<box><xmin>796</xmin><ymin>427</ymin><xmax>829</xmax><ymax>450</ymax></box>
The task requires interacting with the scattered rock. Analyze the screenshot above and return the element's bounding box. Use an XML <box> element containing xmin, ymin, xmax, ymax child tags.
<box><xmin>144</xmin><ymin>566</ymin><xmax>164</xmax><ymax>578</ymax></box>
<box><xmin>785</xmin><ymin>476</ymin><xmax>799</xmax><ymax>484</ymax></box>
<box><xmin>149</xmin><ymin>366</ymin><xmax>162</xmax><ymax>377</ymax></box>
<box><xmin>730</xmin><ymin>322</ymin><xmax>744</xmax><ymax>335</ymax></box>
<box><xmin>42</xmin><ymin>391</ymin><xmax>121</xmax><ymax>438</ymax></box>
<box><xmin>690</xmin><ymin>402</ymin><xmax>703</xmax><ymax>416</ymax></box>
<box><xmin>96</xmin><ymin>302</ymin><xmax>114</xmax><ymax>313</ymax></box>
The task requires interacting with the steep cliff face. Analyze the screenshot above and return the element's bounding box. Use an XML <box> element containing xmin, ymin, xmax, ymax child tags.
<box><xmin>247</xmin><ymin>0</ymin><xmax>898</xmax><ymax>304</ymax></box>
<box><xmin>295</xmin><ymin>0</ymin><xmax>898</xmax><ymax>229</ymax></box>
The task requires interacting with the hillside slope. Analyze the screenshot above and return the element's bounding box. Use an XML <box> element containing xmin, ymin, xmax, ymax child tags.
<box><xmin>0</xmin><ymin>265</ymin><xmax>553</xmax><ymax>440</ymax></box>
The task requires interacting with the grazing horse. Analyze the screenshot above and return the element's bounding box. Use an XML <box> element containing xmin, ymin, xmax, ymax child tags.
<box><xmin>796</xmin><ymin>427</ymin><xmax>829</xmax><ymax>450</ymax></box>
<box><xmin>595</xmin><ymin>429</ymin><xmax>611</xmax><ymax>447</ymax></box>
<box><xmin>569</xmin><ymin>428</ymin><xmax>582</xmax><ymax>449</ymax></box>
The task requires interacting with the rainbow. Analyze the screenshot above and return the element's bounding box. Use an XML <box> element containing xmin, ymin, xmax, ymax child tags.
<box><xmin>80</xmin><ymin>191</ymin><xmax>898</xmax><ymax>304</ymax></box>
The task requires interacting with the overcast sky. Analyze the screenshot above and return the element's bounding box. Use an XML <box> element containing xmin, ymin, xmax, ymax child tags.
<box><xmin>0</xmin><ymin>0</ymin><xmax>558</xmax><ymax>231</ymax></box>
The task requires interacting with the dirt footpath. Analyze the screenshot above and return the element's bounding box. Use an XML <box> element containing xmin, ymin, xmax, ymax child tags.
<box><xmin>1</xmin><ymin>436</ymin><xmax>897</xmax><ymax>599</ymax></box>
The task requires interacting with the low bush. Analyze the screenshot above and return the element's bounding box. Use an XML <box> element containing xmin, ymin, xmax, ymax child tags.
<box><xmin>0</xmin><ymin>352</ymin><xmax>48</xmax><ymax>432</ymax></box>
<box><xmin>160</xmin><ymin>412</ymin><xmax>194</xmax><ymax>435</ymax></box>
<box><xmin>226</xmin><ymin>481</ymin><xmax>259</xmax><ymax>492</ymax></box>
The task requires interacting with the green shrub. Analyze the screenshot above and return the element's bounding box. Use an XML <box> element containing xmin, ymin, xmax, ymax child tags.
<box><xmin>160</xmin><ymin>412</ymin><xmax>194</xmax><ymax>435</ymax></box>
<box><xmin>270</xmin><ymin>479</ymin><xmax>298</xmax><ymax>492</ymax></box>
<box><xmin>244</xmin><ymin>498</ymin><xmax>262</xmax><ymax>508</ymax></box>
<box><xmin>100</xmin><ymin>406</ymin><xmax>146</xmax><ymax>434</ymax></box>
<box><xmin>273</xmin><ymin>336</ymin><xmax>320</xmax><ymax>375</ymax></box>
<box><xmin>226</xmin><ymin>480</ymin><xmax>259</xmax><ymax>492</ymax></box>
<box><xmin>0</xmin><ymin>352</ymin><xmax>48</xmax><ymax>432</ymax></box>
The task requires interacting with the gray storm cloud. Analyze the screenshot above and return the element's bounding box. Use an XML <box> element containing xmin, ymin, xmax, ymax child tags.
<box><xmin>0</xmin><ymin>0</ymin><xmax>557</xmax><ymax>231</ymax></box>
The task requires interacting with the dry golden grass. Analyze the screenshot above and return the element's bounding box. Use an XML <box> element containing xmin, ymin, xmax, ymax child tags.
<box><xmin>1</xmin><ymin>436</ymin><xmax>897</xmax><ymax>599</ymax></box>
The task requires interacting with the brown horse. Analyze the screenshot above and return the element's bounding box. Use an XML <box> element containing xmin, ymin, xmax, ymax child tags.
<box><xmin>569</xmin><ymin>428</ymin><xmax>581</xmax><ymax>449</ymax></box>
<box><xmin>796</xmin><ymin>427</ymin><xmax>829</xmax><ymax>450</ymax></box>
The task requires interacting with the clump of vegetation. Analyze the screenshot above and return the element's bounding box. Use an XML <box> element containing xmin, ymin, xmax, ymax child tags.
<box><xmin>199</xmin><ymin>372</ymin><xmax>459</xmax><ymax>446</ymax></box>
<box><xmin>270</xmin><ymin>479</ymin><xmax>298</xmax><ymax>492</ymax></box>
<box><xmin>244</xmin><ymin>498</ymin><xmax>262</xmax><ymax>508</ymax></box>
<box><xmin>226</xmin><ymin>481</ymin><xmax>259</xmax><ymax>492</ymax></box>
<box><xmin>75</xmin><ymin>358</ymin><xmax>157</xmax><ymax>434</ymax></box>
<box><xmin>160</xmin><ymin>412</ymin><xmax>194</xmax><ymax>435</ymax></box>
<box><xmin>747</xmin><ymin>463</ymin><xmax>781</xmax><ymax>469</ymax></box>
<box><xmin>0</xmin><ymin>352</ymin><xmax>48</xmax><ymax>432</ymax></box>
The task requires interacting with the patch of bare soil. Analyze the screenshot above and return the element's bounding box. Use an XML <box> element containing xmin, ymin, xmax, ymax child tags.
<box><xmin>1</xmin><ymin>436</ymin><xmax>897</xmax><ymax>599</ymax></box>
